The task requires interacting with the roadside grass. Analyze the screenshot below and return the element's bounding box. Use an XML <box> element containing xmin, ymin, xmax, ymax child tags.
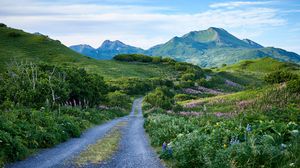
<box><xmin>74</xmin><ymin>121</ymin><xmax>127</xmax><ymax>166</ymax></box>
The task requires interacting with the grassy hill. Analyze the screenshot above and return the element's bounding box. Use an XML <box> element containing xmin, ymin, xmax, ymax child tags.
<box><xmin>219</xmin><ymin>57</ymin><xmax>300</xmax><ymax>77</ymax></box>
<box><xmin>0</xmin><ymin>24</ymin><xmax>176</xmax><ymax>79</ymax></box>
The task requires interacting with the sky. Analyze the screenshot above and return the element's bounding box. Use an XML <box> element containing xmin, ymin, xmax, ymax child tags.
<box><xmin>0</xmin><ymin>0</ymin><xmax>300</xmax><ymax>53</ymax></box>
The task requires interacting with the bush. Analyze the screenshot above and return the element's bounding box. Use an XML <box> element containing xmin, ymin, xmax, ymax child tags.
<box><xmin>0</xmin><ymin>23</ymin><xmax>7</xmax><ymax>27</ymax></box>
<box><xmin>180</xmin><ymin>73</ymin><xmax>196</xmax><ymax>81</ymax></box>
<box><xmin>174</xmin><ymin>94</ymin><xmax>196</xmax><ymax>102</ymax></box>
<box><xmin>8</xmin><ymin>32</ymin><xmax>22</xmax><ymax>37</ymax></box>
<box><xmin>107</xmin><ymin>91</ymin><xmax>131</xmax><ymax>109</ymax></box>
<box><xmin>287</xmin><ymin>79</ymin><xmax>300</xmax><ymax>93</ymax></box>
<box><xmin>264</xmin><ymin>70</ymin><xmax>298</xmax><ymax>84</ymax></box>
<box><xmin>113</xmin><ymin>54</ymin><xmax>153</xmax><ymax>62</ymax></box>
<box><xmin>144</xmin><ymin>87</ymin><xmax>174</xmax><ymax>109</ymax></box>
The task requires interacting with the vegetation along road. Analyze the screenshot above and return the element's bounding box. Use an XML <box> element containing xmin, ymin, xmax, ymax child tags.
<box><xmin>6</xmin><ymin>98</ymin><xmax>163</xmax><ymax>168</ymax></box>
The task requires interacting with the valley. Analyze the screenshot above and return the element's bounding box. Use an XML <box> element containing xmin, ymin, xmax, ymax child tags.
<box><xmin>0</xmin><ymin>23</ymin><xmax>299</xmax><ymax>168</ymax></box>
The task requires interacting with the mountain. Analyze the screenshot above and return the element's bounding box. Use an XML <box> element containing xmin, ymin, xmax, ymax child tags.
<box><xmin>69</xmin><ymin>44</ymin><xmax>98</xmax><ymax>58</ymax></box>
<box><xmin>70</xmin><ymin>40</ymin><xmax>144</xmax><ymax>59</ymax></box>
<box><xmin>70</xmin><ymin>27</ymin><xmax>300</xmax><ymax>67</ymax></box>
<box><xmin>146</xmin><ymin>27</ymin><xmax>300</xmax><ymax>67</ymax></box>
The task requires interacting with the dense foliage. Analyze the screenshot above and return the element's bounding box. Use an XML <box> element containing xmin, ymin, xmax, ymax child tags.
<box><xmin>0</xmin><ymin>107</ymin><xmax>126</xmax><ymax>165</ymax></box>
<box><xmin>144</xmin><ymin>87</ymin><xmax>175</xmax><ymax>109</ymax></box>
<box><xmin>113</xmin><ymin>54</ymin><xmax>177</xmax><ymax>65</ymax></box>
<box><xmin>0</xmin><ymin>63</ymin><xmax>109</xmax><ymax>109</ymax></box>
<box><xmin>144</xmin><ymin>84</ymin><xmax>300</xmax><ymax>168</ymax></box>
<box><xmin>264</xmin><ymin>70</ymin><xmax>298</xmax><ymax>84</ymax></box>
<box><xmin>0</xmin><ymin>62</ymin><xmax>130</xmax><ymax>166</ymax></box>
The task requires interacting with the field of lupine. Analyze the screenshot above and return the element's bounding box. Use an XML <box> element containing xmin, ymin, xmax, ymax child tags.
<box><xmin>144</xmin><ymin>80</ymin><xmax>300</xmax><ymax>167</ymax></box>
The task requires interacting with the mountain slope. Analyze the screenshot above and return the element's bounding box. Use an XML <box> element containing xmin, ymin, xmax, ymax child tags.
<box><xmin>146</xmin><ymin>27</ymin><xmax>300</xmax><ymax>67</ymax></box>
<box><xmin>0</xmin><ymin>24</ymin><xmax>89</xmax><ymax>71</ymax></box>
<box><xmin>70</xmin><ymin>40</ymin><xmax>144</xmax><ymax>59</ymax></box>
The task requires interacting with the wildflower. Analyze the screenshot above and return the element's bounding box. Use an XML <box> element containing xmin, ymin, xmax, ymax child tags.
<box><xmin>281</xmin><ymin>143</ymin><xmax>287</xmax><ymax>150</ymax></box>
<box><xmin>162</xmin><ymin>142</ymin><xmax>167</xmax><ymax>152</ymax></box>
<box><xmin>246</xmin><ymin>124</ymin><xmax>252</xmax><ymax>132</ymax></box>
<box><xmin>223</xmin><ymin>144</ymin><xmax>227</xmax><ymax>148</ymax></box>
<box><xmin>230</xmin><ymin>137</ymin><xmax>240</xmax><ymax>145</ymax></box>
<box><xmin>289</xmin><ymin>163</ymin><xmax>295</xmax><ymax>167</ymax></box>
<box><xmin>167</xmin><ymin>143</ymin><xmax>173</xmax><ymax>156</ymax></box>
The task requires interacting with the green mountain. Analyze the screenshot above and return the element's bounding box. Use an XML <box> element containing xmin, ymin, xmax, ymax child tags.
<box><xmin>146</xmin><ymin>27</ymin><xmax>300</xmax><ymax>67</ymax></box>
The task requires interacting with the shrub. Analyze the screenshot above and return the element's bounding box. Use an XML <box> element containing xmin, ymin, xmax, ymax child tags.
<box><xmin>264</xmin><ymin>70</ymin><xmax>298</xmax><ymax>84</ymax></box>
<box><xmin>174</xmin><ymin>94</ymin><xmax>196</xmax><ymax>102</ymax></box>
<box><xmin>107</xmin><ymin>91</ymin><xmax>130</xmax><ymax>109</ymax></box>
<box><xmin>113</xmin><ymin>54</ymin><xmax>153</xmax><ymax>62</ymax></box>
<box><xmin>180</xmin><ymin>73</ymin><xmax>196</xmax><ymax>81</ymax></box>
<box><xmin>287</xmin><ymin>79</ymin><xmax>300</xmax><ymax>93</ymax></box>
<box><xmin>152</xmin><ymin>57</ymin><xmax>162</xmax><ymax>63</ymax></box>
<box><xmin>8</xmin><ymin>32</ymin><xmax>22</xmax><ymax>37</ymax></box>
<box><xmin>144</xmin><ymin>87</ymin><xmax>174</xmax><ymax>109</ymax></box>
<box><xmin>0</xmin><ymin>23</ymin><xmax>7</xmax><ymax>27</ymax></box>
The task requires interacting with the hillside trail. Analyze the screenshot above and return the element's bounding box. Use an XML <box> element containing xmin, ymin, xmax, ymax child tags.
<box><xmin>6</xmin><ymin>98</ymin><xmax>163</xmax><ymax>168</ymax></box>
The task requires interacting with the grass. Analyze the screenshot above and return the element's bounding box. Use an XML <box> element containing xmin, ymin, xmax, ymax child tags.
<box><xmin>74</xmin><ymin>121</ymin><xmax>128</xmax><ymax>166</ymax></box>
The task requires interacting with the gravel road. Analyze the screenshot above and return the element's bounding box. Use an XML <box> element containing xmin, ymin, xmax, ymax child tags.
<box><xmin>99</xmin><ymin>98</ymin><xmax>164</xmax><ymax>168</ymax></box>
<box><xmin>6</xmin><ymin>98</ymin><xmax>164</xmax><ymax>168</ymax></box>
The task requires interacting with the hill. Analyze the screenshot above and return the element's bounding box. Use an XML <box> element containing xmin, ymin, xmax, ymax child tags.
<box><xmin>0</xmin><ymin>24</ymin><xmax>175</xmax><ymax>79</ymax></box>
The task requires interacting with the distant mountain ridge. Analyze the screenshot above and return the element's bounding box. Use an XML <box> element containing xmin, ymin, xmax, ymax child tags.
<box><xmin>70</xmin><ymin>40</ymin><xmax>143</xmax><ymax>59</ymax></box>
<box><xmin>70</xmin><ymin>27</ymin><xmax>300</xmax><ymax>67</ymax></box>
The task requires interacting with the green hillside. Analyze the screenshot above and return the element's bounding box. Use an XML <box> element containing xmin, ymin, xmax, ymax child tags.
<box><xmin>219</xmin><ymin>57</ymin><xmax>300</xmax><ymax>76</ymax></box>
<box><xmin>146</xmin><ymin>27</ymin><xmax>300</xmax><ymax>67</ymax></box>
<box><xmin>0</xmin><ymin>24</ymin><xmax>175</xmax><ymax>79</ymax></box>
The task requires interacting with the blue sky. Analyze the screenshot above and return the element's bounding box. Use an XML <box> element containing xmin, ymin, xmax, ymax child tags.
<box><xmin>1</xmin><ymin>0</ymin><xmax>300</xmax><ymax>53</ymax></box>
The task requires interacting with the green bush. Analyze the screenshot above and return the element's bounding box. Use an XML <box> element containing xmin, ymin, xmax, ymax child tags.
<box><xmin>0</xmin><ymin>23</ymin><xmax>7</xmax><ymax>27</ymax></box>
<box><xmin>8</xmin><ymin>32</ymin><xmax>22</xmax><ymax>37</ymax></box>
<box><xmin>264</xmin><ymin>70</ymin><xmax>298</xmax><ymax>84</ymax></box>
<box><xmin>174</xmin><ymin>94</ymin><xmax>196</xmax><ymax>102</ymax></box>
<box><xmin>113</xmin><ymin>54</ymin><xmax>153</xmax><ymax>62</ymax></box>
<box><xmin>287</xmin><ymin>79</ymin><xmax>300</xmax><ymax>93</ymax></box>
<box><xmin>108</xmin><ymin>91</ymin><xmax>131</xmax><ymax>109</ymax></box>
<box><xmin>144</xmin><ymin>87</ymin><xmax>174</xmax><ymax>109</ymax></box>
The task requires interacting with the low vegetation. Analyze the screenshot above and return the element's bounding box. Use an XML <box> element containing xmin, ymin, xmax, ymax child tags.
<box><xmin>143</xmin><ymin>59</ymin><xmax>300</xmax><ymax>168</ymax></box>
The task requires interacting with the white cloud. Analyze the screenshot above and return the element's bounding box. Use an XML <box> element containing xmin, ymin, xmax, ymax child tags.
<box><xmin>0</xmin><ymin>0</ymin><xmax>287</xmax><ymax>49</ymax></box>
<box><xmin>210</xmin><ymin>1</ymin><xmax>273</xmax><ymax>9</ymax></box>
